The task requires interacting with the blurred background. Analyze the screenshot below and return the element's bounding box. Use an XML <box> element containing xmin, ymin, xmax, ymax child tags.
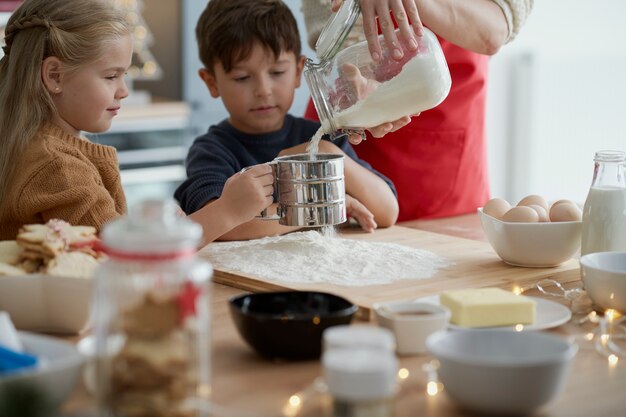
<box><xmin>1</xmin><ymin>0</ymin><xmax>625</xmax><ymax>209</ymax></box>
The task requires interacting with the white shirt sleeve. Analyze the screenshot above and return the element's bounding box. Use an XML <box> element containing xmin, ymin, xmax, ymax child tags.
<box><xmin>490</xmin><ymin>0</ymin><xmax>535</xmax><ymax>42</ymax></box>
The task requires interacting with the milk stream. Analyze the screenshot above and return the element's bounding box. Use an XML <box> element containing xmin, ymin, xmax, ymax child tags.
<box><xmin>581</xmin><ymin>186</ymin><xmax>626</xmax><ymax>255</ymax></box>
<box><xmin>306</xmin><ymin>49</ymin><xmax>450</xmax><ymax>156</ymax></box>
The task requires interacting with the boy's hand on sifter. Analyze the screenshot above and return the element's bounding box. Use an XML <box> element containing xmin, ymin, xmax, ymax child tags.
<box><xmin>346</xmin><ymin>194</ymin><xmax>377</xmax><ymax>232</ymax></box>
<box><xmin>222</xmin><ymin>164</ymin><xmax>274</xmax><ymax>222</ymax></box>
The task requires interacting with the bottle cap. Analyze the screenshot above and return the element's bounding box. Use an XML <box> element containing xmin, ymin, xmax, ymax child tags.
<box><xmin>594</xmin><ymin>150</ymin><xmax>626</xmax><ymax>162</ymax></box>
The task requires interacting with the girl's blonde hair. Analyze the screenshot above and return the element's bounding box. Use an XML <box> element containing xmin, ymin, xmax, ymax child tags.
<box><xmin>0</xmin><ymin>0</ymin><xmax>131</xmax><ymax>202</ymax></box>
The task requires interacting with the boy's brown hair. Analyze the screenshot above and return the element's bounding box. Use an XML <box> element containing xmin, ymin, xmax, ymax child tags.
<box><xmin>196</xmin><ymin>0</ymin><xmax>302</xmax><ymax>74</ymax></box>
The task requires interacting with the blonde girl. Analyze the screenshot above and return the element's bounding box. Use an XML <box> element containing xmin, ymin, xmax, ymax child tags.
<box><xmin>0</xmin><ymin>0</ymin><xmax>132</xmax><ymax>240</ymax></box>
<box><xmin>0</xmin><ymin>0</ymin><xmax>275</xmax><ymax>245</ymax></box>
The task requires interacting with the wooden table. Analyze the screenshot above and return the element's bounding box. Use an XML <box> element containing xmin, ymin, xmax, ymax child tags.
<box><xmin>60</xmin><ymin>214</ymin><xmax>625</xmax><ymax>417</ymax></box>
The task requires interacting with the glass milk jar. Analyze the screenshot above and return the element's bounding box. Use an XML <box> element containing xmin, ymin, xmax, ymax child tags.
<box><xmin>581</xmin><ymin>150</ymin><xmax>626</xmax><ymax>255</ymax></box>
<box><xmin>93</xmin><ymin>199</ymin><xmax>212</xmax><ymax>417</ymax></box>
<box><xmin>304</xmin><ymin>0</ymin><xmax>451</xmax><ymax>138</ymax></box>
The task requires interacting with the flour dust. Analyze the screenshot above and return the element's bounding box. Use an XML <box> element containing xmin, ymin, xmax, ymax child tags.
<box><xmin>203</xmin><ymin>230</ymin><xmax>450</xmax><ymax>286</ymax></box>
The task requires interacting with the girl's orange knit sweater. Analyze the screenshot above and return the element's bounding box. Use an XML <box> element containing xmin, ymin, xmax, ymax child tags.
<box><xmin>0</xmin><ymin>124</ymin><xmax>127</xmax><ymax>240</ymax></box>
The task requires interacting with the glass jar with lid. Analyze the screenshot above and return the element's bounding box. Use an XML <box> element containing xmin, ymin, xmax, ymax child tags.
<box><xmin>93</xmin><ymin>199</ymin><xmax>212</xmax><ymax>417</ymax></box>
<box><xmin>304</xmin><ymin>0</ymin><xmax>452</xmax><ymax>139</ymax></box>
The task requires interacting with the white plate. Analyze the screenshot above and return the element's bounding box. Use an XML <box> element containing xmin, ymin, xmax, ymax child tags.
<box><xmin>0</xmin><ymin>274</ymin><xmax>92</xmax><ymax>334</ymax></box>
<box><xmin>415</xmin><ymin>295</ymin><xmax>572</xmax><ymax>331</ymax></box>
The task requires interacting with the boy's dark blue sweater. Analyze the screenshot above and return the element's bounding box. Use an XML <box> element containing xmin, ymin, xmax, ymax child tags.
<box><xmin>174</xmin><ymin>114</ymin><xmax>396</xmax><ymax>214</ymax></box>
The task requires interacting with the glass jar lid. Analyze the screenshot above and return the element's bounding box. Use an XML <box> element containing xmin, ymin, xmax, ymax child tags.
<box><xmin>101</xmin><ymin>199</ymin><xmax>202</xmax><ymax>256</ymax></box>
<box><xmin>315</xmin><ymin>0</ymin><xmax>361</xmax><ymax>62</ymax></box>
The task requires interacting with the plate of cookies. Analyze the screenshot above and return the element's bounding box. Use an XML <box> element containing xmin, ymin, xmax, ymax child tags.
<box><xmin>0</xmin><ymin>220</ymin><xmax>104</xmax><ymax>334</ymax></box>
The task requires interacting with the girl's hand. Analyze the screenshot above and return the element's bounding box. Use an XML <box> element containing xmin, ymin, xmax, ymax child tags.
<box><xmin>346</xmin><ymin>194</ymin><xmax>377</xmax><ymax>232</ymax></box>
<box><xmin>221</xmin><ymin>164</ymin><xmax>274</xmax><ymax>223</ymax></box>
<box><xmin>331</xmin><ymin>0</ymin><xmax>424</xmax><ymax>62</ymax></box>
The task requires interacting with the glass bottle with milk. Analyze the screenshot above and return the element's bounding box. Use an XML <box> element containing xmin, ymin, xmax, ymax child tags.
<box><xmin>303</xmin><ymin>0</ymin><xmax>451</xmax><ymax>149</ymax></box>
<box><xmin>581</xmin><ymin>150</ymin><xmax>626</xmax><ymax>255</ymax></box>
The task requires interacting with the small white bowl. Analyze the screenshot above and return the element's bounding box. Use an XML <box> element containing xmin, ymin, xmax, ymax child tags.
<box><xmin>478</xmin><ymin>208</ymin><xmax>582</xmax><ymax>267</ymax></box>
<box><xmin>373</xmin><ymin>301</ymin><xmax>450</xmax><ymax>355</ymax></box>
<box><xmin>0</xmin><ymin>332</ymin><xmax>84</xmax><ymax>411</ymax></box>
<box><xmin>426</xmin><ymin>329</ymin><xmax>577</xmax><ymax>415</ymax></box>
<box><xmin>580</xmin><ymin>251</ymin><xmax>626</xmax><ymax>313</ymax></box>
<box><xmin>0</xmin><ymin>274</ymin><xmax>92</xmax><ymax>333</ymax></box>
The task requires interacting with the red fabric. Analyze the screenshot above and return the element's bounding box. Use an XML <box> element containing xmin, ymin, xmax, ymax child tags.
<box><xmin>0</xmin><ymin>1</ymin><xmax>22</xmax><ymax>12</ymax></box>
<box><xmin>304</xmin><ymin>38</ymin><xmax>490</xmax><ymax>221</ymax></box>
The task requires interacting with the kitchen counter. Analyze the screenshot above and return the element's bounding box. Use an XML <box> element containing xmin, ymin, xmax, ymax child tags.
<box><xmin>60</xmin><ymin>214</ymin><xmax>625</xmax><ymax>417</ymax></box>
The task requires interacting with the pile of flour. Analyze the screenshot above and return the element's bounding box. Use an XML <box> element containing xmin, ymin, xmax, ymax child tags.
<box><xmin>203</xmin><ymin>231</ymin><xmax>449</xmax><ymax>286</ymax></box>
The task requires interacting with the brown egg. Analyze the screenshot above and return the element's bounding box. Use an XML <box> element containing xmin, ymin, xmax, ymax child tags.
<box><xmin>502</xmin><ymin>206</ymin><xmax>540</xmax><ymax>223</ymax></box>
<box><xmin>528</xmin><ymin>204</ymin><xmax>550</xmax><ymax>222</ymax></box>
<box><xmin>517</xmin><ymin>194</ymin><xmax>549</xmax><ymax>212</ymax></box>
<box><xmin>550</xmin><ymin>199</ymin><xmax>575</xmax><ymax>210</ymax></box>
<box><xmin>549</xmin><ymin>202</ymin><xmax>582</xmax><ymax>222</ymax></box>
<box><xmin>483</xmin><ymin>198</ymin><xmax>511</xmax><ymax>220</ymax></box>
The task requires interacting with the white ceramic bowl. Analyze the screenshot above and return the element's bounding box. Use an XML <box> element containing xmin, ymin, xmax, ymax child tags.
<box><xmin>373</xmin><ymin>301</ymin><xmax>450</xmax><ymax>355</ymax></box>
<box><xmin>0</xmin><ymin>332</ymin><xmax>84</xmax><ymax>412</ymax></box>
<box><xmin>0</xmin><ymin>274</ymin><xmax>92</xmax><ymax>333</ymax></box>
<box><xmin>478</xmin><ymin>208</ymin><xmax>582</xmax><ymax>267</ymax></box>
<box><xmin>426</xmin><ymin>329</ymin><xmax>577</xmax><ymax>415</ymax></box>
<box><xmin>580</xmin><ymin>251</ymin><xmax>626</xmax><ymax>313</ymax></box>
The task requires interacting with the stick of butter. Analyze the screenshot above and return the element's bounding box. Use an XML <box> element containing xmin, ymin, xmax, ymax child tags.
<box><xmin>440</xmin><ymin>288</ymin><xmax>536</xmax><ymax>328</ymax></box>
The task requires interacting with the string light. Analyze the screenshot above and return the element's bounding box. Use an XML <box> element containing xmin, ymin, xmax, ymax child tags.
<box><xmin>398</xmin><ymin>368</ymin><xmax>410</xmax><ymax>380</ymax></box>
<box><xmin>426</xmin><ymin>381</ymin><xmax>440</xmax><ymax>396</ymax></box>
<box><xmin>605</xmin><ymin>309</ymin><xmax>621</xmax><ymax>323</ymax></box>
<box><xmin>282</xmin><ymin>394</ymin><xmax>303</xmax><ymax>417</ymax></box>
<box><xmin>113</xmin><ymin>0</ymin><xmax>163</xmax><ymax>81</ymax></box>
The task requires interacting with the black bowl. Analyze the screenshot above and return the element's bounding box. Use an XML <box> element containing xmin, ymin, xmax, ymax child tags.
<box><xmin>229</xmin><ymin>291</ymin><xmax>358</xmax><ymax>360</ymax></box>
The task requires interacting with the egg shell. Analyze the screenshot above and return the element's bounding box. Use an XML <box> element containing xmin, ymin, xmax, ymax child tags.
<box><xmin>502</xmin><ymin>206</ymin><xmax>540</xmax><ymax>223</ymax></box>
<box><xmin>550</xmin><ymin>199</ymin><xmax>575</xmax><ymax>209</ymax></box>
<box><xmin>549</xmin><ymin>202</ymin><xmax>582</xmax><ymax>222</ymax></box>
<box><xmin>483</xmin><ymin>198</ymin><xmax>511</xmax><ymax>220</ymax></box>
<box><xmin>528</xmin><ymin>205</ymin><xmax>550</xmax><ymax>222</ymax></box>
<box><xmin>517</xmin><ymin>195</ymin><xmax>549</xmax><ymax>212</ymax></box>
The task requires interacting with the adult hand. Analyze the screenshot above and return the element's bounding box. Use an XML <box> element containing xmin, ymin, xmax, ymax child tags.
<box><xmin>331</xmin><ymin>0</ymin><xmax>424</xmax><ymax>62</ymax></box>
<box><xmin>341</xmin><ymin>63</ymin><xmax>415</xmax><ymax>145</ymax></box>
<box><xmin>221</xmin><ymin>164</ymin><xmax>274</xmax><ymax>223</ymax></box>
<box><xmin>346</xmin><ymin>194</ymin><xmax>377</xmax><ymax>232</ymax></box>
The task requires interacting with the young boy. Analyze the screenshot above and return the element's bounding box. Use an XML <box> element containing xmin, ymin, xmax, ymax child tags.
<box><xmin>175</xmin><ymin>0</ymin><xmax>399</xmax><ymax>241</ymax></box>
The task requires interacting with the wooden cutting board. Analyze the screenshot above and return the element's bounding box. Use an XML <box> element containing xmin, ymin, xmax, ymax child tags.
<box><xmin>197</xmin><ymin>226</ymin><xmax>581</xmax><ymax>319</ymax></box>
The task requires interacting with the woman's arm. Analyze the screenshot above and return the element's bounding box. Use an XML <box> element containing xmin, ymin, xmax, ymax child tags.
<box><xmin>326</xmin><ymin>0</ymin><xmax>532</xmax><ymax>57</ymax></box>
<box><xmin>416</xmin><ymin>0</ymin><xmax>510</xmax><ymax>55</ymax></box>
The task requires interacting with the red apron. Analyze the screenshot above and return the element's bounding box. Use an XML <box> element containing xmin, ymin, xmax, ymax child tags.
<box><xmin>304</xmin><ymin>39</ymin><xmax>490</xmax><ymax>221</ymax></box>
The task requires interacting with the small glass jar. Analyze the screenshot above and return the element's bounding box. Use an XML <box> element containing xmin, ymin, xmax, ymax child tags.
<box><xmin>304</xmin><ymin>0</ymin><xmax>451</xmax><ymax>138</ymax></box>
<box><xmin>93</xmin><ymin>199</ymin><xmax>212</xmax><ymax>417</ymax></box>
<box><xmin>581</xmin><ymin>150</ymin><xmax>626</xmax><ymax>255</ymax></box>
<box><xmin>323</xmin><ymin>347</ymin><xmax>398</xmax><ymax>417</ymax></box>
